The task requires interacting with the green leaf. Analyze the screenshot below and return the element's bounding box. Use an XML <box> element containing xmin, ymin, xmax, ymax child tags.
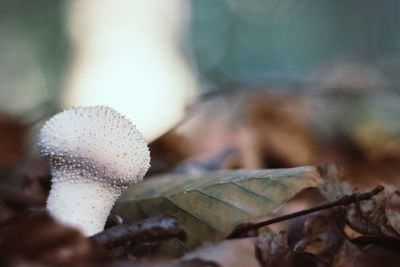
<box><xmin>112</xmin><ymin>166</ymin><xmax>322</xmax><ymax>257</ymax></box>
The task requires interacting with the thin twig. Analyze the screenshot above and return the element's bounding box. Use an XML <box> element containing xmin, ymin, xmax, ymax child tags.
<box><xmin>228</xmin><ymin>185</ymin><xmax>384</xmax><ymax>238</ymax></box>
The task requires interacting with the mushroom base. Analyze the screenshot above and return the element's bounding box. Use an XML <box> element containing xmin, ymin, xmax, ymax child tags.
<box><xmin>47</xmin><ymin>177</ymin><xmax>121</xmax><ymax>236</ymax></box>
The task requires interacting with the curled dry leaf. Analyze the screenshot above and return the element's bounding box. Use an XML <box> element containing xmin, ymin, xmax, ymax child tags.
<box><xmin>385</xmin><ymin>191</ymin><xmax>400</xmax><ymax>235</ymax></box>
<box><xmin>331</xmin><ymin>239</ymin><xmax>400</xmax><ymax>267</ymax></box>
<box><xmin>0</xmin><ymin>112</ymin><xmax>31</xmax><ymax>168</ymax></box>
<box><xmin>319</xmin><ymin>173</ymin><xmax>400</xmax><ymax>239</ymax></box>
<box><xmin>331</xmin><ymin>240</ymin><xmax>373</xmax><ymax>267</ymax></box>
<box><xmin>180</xmin><ymin>237</ymin><xmax>259</xmax><ymax>267</ymax></box>
<box><xmin>0</xmin><ymin>158</ymin><xmax>50</xmax><ymax>212</ymax></box>
<box><xmin>0</xmin><ymin>212</ymin><xmax>111</xmax><ymax>266</ymax></box>
<box><xmin>0</xmin><ymin>199</ymin><xmax>12</xmax><ymax>223</ymax></box>
<box><xmin>158</xmin><ymin>90</ymin><xmax>316</xmax><ymax>171</ymax></box>
<box><xmin>293</xmin><ymin>211</ymin><xmax>344</xmax><ymax>267</ymax></box>
<box><xmin>257</xmin><ymin>228</ymin><xmax>290</xmax><ymax>267</ymax></box>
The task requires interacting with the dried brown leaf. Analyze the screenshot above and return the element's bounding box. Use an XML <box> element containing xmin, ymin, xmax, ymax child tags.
<box><xmin>331</xmin><ymin>239</ymin><xmax>400</xmax><ymax>267</ymax></box>
<box><xmin>293</xmin><ymin>211</ymin><xmax>344</xmax><ymax>267</ymax></box>
<box><xmin>158</xmin><ymin>90</ymin><xmax>317</xmax><ymax>171</ymax></box>
<box><xmin>257</xmin><ymin>228</ymin><xmax>290</xmax><ymax>267</ymax></box>
<box><xmin>181</xmin><ymin>238</ymin><xmax>260</xmax><ymax>267</ymax></box>
<box><xmin>0</xmin><ymin>212</ymin><xmax>111</xmax><ymax>266</ymax></box>
<box><xmin>319</xmin><ymin>173</ymin><xmax>400</xmax><ymax>239</ymax></box>
<box><xmin>0</xmin><ymin>112</ymin><xmax>30</xmax><ymax>168</ymax></box>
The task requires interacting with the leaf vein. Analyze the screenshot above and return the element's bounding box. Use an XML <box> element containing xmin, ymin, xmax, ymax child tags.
<box><xmin>165</xmin><ymin>195</ymin><xmax>225</xmax><ymax>234</ymax></box>
<box><xmin>196</xmin><ymin>189</ymin><xmax>252</xmax><ymax>215</ymax></box>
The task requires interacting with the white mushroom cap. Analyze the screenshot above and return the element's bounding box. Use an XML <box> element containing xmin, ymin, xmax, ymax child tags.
<box><xmin>38</xmin><ymin>106</ymin><xmax>150</xmax><ymax>235</ymax></box>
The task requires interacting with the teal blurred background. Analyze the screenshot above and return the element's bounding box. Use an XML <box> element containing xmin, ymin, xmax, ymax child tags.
<box><xmin>0</xmin><ymin>0</ymin><xmax>68</xmax><ymax>114</ymax></box>
<box><xmin>190</xmin><ymin>0</ymin><xmax>400</xmax><ymax>90</ymax></box>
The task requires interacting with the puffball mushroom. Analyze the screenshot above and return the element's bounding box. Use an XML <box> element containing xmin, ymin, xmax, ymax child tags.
<box><xmin>38</xmin><ymin>106</ymin><xmax>150</xmax><ymax>236</ymax></box>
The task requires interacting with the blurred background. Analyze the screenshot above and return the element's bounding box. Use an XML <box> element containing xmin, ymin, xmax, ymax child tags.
<box><xmin>1</xmin><ymin>0</ymin><xmax>400</xmax><ymax>194</ymax></box>
<box><xmin>3</xmin><ymin>0</ymin><xmax>400</xmax><ymax>109</ymax></box>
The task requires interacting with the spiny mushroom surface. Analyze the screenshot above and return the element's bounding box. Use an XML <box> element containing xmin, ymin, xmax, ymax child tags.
<box><xmin>38</xmin><ymin>106</ymin><xmax>150</xmax><ymax>235</ymax></box>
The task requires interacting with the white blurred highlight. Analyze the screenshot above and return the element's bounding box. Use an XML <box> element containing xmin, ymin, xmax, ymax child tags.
<box><xmin>63</xmin><ymin>0</ymin><xmax>196</xmax><ymax>142</ymax></box>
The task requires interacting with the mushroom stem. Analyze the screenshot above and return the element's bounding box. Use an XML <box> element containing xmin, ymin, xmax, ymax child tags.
<box><xmin>46</xmin><ymin>170</ymin><xmax>121</xmax><ymax>236</ymax></box>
